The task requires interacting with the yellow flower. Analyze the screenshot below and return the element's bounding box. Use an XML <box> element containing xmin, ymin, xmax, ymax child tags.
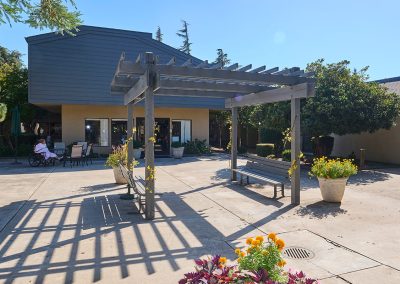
<box><xmin>246</xmin><ymin>247</ymin><xmax>252</xmax><ymax>254</ymax></box>
<box><xmin>275</xmin><ymin>239</ymin><xmax>285</xmax><ymax>251</ymax></box>
<box><xmin>246</xmin><ymin>237</ymin><xmax>253</xmax><ymax>245</ymax></box>
<box><xmin>268</xmin><ymin>233</ymin><xmax>277</xmax><ymax>242</ymax></box>
<box><xmin>235</xmin><ymin>248</ymin><xmax>241</xmax><ymax>255</ymax></box>
<box><xmin>219</xmin><ymin>256</ymin><xmax>227</xmax><ymax>264</ymax></box>
<box><xmin>262</xmin><ymin>250</ymin><xmax>269</xmax><ymax>256</ymax></box>
<box><xmin>240</xmin><ymin>251</ymin><xmax>245</xmax><ymax>257</ymax></box>
<box><xmin>277</xmin><ymin>260</ymin><xmax>287</xmax><ymax>267</ymax></box>
<box><xmin>256</xmin><ymin>236</ymin><xmax>264</xmax><ymax>243</ymax></box>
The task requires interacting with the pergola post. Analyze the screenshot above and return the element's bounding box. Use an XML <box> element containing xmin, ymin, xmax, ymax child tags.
<box><xmin>144</xmin><ymin>53</ymin><xmax>156</xmax><ymax>220</ymax></box>
<box><xmin>231</xmin><ymin>107</ymin><xmax>238</xmax><ymax>181</ymax></box>
<box><xmin>291</xmin><ymin>98</ymin><xmax>301</xmax><ymax>205</ymax></box>
<box><xmin>127</xmin><ymin>102</ymin><xmax>134</xmax><ymax>167</ymax></box>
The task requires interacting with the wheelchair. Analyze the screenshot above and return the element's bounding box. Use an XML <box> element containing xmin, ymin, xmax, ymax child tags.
<box><xmin>28</xmin><ymin>152</ymin><xmax>56</xmax><ymax>167</ymax></box>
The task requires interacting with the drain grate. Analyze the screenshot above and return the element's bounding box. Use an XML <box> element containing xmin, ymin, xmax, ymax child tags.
<box><xmin>283</xmin><ymin>247</ymin><xmax>315</xmax><ymax>259</ymax></box>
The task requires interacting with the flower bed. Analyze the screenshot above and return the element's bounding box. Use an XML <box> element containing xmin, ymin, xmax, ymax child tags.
<box><xmin>180</xmin><ymin>233</ymin><xmax>318</xmax><ymax>284</ymax></box>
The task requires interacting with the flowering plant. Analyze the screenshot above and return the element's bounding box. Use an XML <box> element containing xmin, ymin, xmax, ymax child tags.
<box><xmin>180</xmin><ymin>234</ymin><xmax>319</xmax><ymax>284</ymax></box>
<box><xmin>310</xmin><ymin>157</ymin><xmax>357</xmax><ymax>179</ymax></box>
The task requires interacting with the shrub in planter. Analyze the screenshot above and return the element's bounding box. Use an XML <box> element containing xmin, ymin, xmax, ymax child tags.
<box><xmin>256</xmin><ymin>143</ymin><xmax>274</xmax><ymax>157</ymax></box>
<box><xmin>310</xmin><ymin>157</ymin><xmax>357</xmax><ymax>202</ymax></box>
<box><xmin>179</xmin><ymin>233</ymin><xmax>318</xmax><ymax>284</ymax></box>
<box><xmin>131</xmin><ymin>140</ymin><xmax>143</xmax><ymax>149</ymax></box>
<box><xmin>171</xmin><ymin>141</ymin><xmax>185</xmax><ymax>158</ymax></box>
<box><xmin>131</xmin><ymin>140</ymin><xmax>143</xmax><ymax>159</ymax></box>
<box><xmin>105</xmin><ymin>145</ymin><xmax>138</xmax><ymax>184</ymax></box>
<box><xmin>171</xmin><ymin>141</ymin><xmax>184</xmax><ymax>148</ymax></box>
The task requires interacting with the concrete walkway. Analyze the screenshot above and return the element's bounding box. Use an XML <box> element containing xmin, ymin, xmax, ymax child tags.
<box><xmin>0</xmin><ymin>155</ymin><xmax>399</xmax><ymax>283</ymax></box>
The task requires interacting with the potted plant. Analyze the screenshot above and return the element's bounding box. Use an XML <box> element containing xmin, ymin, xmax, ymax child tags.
<box><xmin>310</xmin><ymin>157</ymin><xmax>357</xmax><ymax>202</ymax></box>
<box><xmin>105</xmin><ymin>145</ymin><xmax>127</xmax><ymax>184</ymax></box>
<box><xmin>132</xmin><ymin>140</ymin><xmax>143</xmax><ymax>160</ymax></box>
<box><xmin>171</xmin><ymin>141</ymin><xmax>184</xmax><ymax>158</ymax></box>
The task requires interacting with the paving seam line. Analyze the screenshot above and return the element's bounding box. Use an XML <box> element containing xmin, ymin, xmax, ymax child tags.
<box><xmin>157</xmin><ymin>166</ymin><xmax>268</xmax><ymax>236</ymax></box>
<box><xmin>0</xmin><ymin>167</ymin><xmax>56</xmax><ymax>234</ymax></box>
<box><xmin>307</xmin><ymin>230</ymin><xmax>400</xmax><ymax>272</ymax></box>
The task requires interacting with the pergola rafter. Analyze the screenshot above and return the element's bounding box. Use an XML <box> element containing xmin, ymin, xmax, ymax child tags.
<box><xmin>110</xmin><ymin>51</ymin><xmax>315</xmax><ymax>220</ymax></box>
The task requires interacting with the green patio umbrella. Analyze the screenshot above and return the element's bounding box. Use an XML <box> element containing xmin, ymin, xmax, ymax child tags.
<box><xmin>11</xmin><ymin>106</ymin><xmax>21</xmax><ymax>163</ymax></box>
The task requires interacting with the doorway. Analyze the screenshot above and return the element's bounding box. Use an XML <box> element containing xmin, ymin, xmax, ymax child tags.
<box><xmin>136</xmin><ymin>118</ymin><xmax>170</xmax><ymax>156</ymax></box>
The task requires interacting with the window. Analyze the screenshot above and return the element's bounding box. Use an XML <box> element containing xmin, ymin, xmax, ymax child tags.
<box><xmin>111</xmin><ymin>119</ymin><xmax>127</xmax><ymax>147</ymax></box>
<box><xmin>85</xmin><ymin>119</ymin><xmax>109</xmax><ymax>146</ymax></box>
<box><xmin>172</xmin><ymin>120</ymin><xmax>191</xmax><ymax>143</ymax></box>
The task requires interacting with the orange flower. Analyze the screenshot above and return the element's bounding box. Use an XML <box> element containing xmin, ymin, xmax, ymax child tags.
<box><xmin>251</xmin><ymin>239</ymin><xmax>260</xmax><ymax>246</ymax></box>
<box><xmin>268</xmin><ymin>232</ymin><xmax>277</xmax><ymax>242</ymax></box>
<box><xmin>235</xmin><ymin>248</ymin><xmax>241</xmax><ymax>255</ymax></box>
<box><xmin>247</xmin><ymin>247</ymin><xmax>252</xmax><ymax>254</ymax></box>
<box><xmin>219</xmin><ymin>256</ymin><xmax>227</xmax><ymax>264</ymax></box>
<box><xmin>275</xmin><ymin>239</ymin><xmax>285</xmax><ymax>251</ymax></box>
<box><xmin>246</xmin><ymin>237</ymin><xmax>253</xmax><ymax>245</ymax></box>
<box><xmin>256</xmin><ymin>236</ymin><xmax>264</xmax><ymax>243</ymax></box>
<box><xmin>277</xmin><ymin>260</ymin><xmax>287</xmax><ymax>267</ymax></box>
<box><xmin>240</xmin><ymin>251</ymin><xmax>245</xmax><ymax>257</ymax></box>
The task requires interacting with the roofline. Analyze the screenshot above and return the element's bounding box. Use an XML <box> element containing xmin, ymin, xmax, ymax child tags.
<box><xmin>25</xmin><ymin>25</ymin><xmax>152</xmax><ymax>44</ymax></box>
<box><xmin>373</xmin><ymin>76</ymin><xmax>400</xmax><ymax>84</ymax></box>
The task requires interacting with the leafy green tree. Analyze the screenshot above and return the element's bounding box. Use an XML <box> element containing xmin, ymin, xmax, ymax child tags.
<box><xmin>214</xmin><ymin>110</ymin><xmax>231</xmax><ymax>148</ymax></box>
<box><xmin>0</xmin><ymin>0</ymin><xmax>81</xmax><ymax>33</ymax></box>
<box><xmin>303</xmin><ymin>59</ymin><xmax>400</xmax><ymax>137</ymax></box>
<box><xmin>156</xmin><ymin>26</ymin><xmax>163</xmax><ymax>42</ymax></box>
<box><xmin>176</xmin><ymin>20</ymin><xmax>191</xmax><ymax>54</ymax></box>
<box><xmin>213</xmin><ymin>49</ymin><xmax>230</xmax><ymax>67</ymax></box>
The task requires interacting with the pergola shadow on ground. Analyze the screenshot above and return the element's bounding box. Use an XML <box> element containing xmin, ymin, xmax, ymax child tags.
<box><xmin>0</xmin><ymin>179</ymin><xmax>285</xmax><ymax>283</ymax></box>
<box><xmin>111</xmin><ymin>52</ymin><xmax>315</xmax><ymax>219</ymax></box>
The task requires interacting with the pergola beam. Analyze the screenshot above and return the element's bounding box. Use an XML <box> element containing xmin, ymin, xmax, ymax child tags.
<box><xmin>155</xmin><ymin>88</ymin><xmax>244</xmax><ymax>98</ymax></box>
<box><xmin>124</xmin><ymin>72</ymin><xmax>149</xmax><ymax>105</ymax></box>
<box><xmin>158</xmin><ymin>78</ymin><xmax>274</xmax><ymax>94</ymax></box>
<box><xmin>225</xmin><ymin>82</ymin><xmax>315</xmax><ymax>108</ymax></box>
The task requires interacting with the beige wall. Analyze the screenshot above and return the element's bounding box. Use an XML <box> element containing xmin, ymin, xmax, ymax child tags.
<box><xmin>332</xmin><ymin>117</ymin><xmax>400</xmax><ymax>164</ymax></box>
<box><xmin>61</xmin><ymin>104</ymin><xmax>209</xmax><ymax>154</ymax></box>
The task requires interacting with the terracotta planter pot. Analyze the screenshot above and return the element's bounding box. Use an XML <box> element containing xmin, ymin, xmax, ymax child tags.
<box><xmin>172</xmin><ymin>147</ymin><xmax>184</xmax><ymax>159</ymax></box>
<box><xmin>318</xmin><ymin>177</ymin><xmax>348</xmax><ymax>202</ymax></box>
<box><xmin>113</xmin><ymin>167</ymin><xmax>127</xmax><ymax>184</ymax></box>
<box><xmin>133</xmin><ymin>148</ymin><xmax>142</xmax><ymax>160</ymax></box>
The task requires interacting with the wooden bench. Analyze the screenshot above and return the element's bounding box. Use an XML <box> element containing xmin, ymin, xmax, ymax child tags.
<box><xmin>119</xmin><ymin>163</ymin><xmax>146</xmax><ymax>213</ymax></box>
<box><xmin>232</xmin><ymin>155</ymin><xmax>290</xmax><ymax>198</ymax></box>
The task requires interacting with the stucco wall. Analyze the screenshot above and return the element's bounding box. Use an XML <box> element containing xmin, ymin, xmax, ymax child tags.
<box><xmin>61</xmin><ymin>104</ymin><xmax>209</xmax><ymax>154</ymax></box>
<box><xmin>331</xmin><ymin>117</ymin><xmax>400</xmax><ymax>164</ymax></box>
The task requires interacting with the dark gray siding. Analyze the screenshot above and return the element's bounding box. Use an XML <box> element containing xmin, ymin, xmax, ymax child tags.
<box><xmin>27</xmin><ymin>26</ymin><xmax>225</xmax><ymax>109</ymax></box>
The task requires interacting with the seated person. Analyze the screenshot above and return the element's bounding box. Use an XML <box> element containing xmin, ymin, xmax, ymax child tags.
<box><xmin>34</xmin><ymin>139</ymin><xmax>60</xmax><ymax>160</ymax></box>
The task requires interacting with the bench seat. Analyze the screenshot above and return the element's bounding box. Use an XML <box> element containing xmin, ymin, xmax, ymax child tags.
<box><xmin>119</xmin><ymin>163</ymin><xmax>146</xmax><ymax>213</ymax></box>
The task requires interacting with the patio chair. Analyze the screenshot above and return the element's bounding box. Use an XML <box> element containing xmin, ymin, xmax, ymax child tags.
<box><xmin>83</xmin><ymin>143</ymin><xmax>93</xmax><ymax>165</ymax></box>
<box><xmin>77</xmin><ymin>142</ymin><xmax>88</xmax><ymax>153</ymax></box>
<box><xmin>64</xmin><ymin>145</ymin><xmax>83</xmax><ymax>167</ymax></box>
<box><xmin>53</xmin><ymin>142</ymin><xmax>66</xmax><ymax>156</ymax></box>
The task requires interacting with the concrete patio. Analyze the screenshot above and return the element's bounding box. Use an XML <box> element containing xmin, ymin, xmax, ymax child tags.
<box><xmin>0</xmin><ymin>154</ymin><xmax>399</xmax><ymax>283</ymax></box>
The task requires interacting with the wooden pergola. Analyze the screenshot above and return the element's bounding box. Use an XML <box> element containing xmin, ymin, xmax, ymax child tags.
<box><xmin>111</xmin><ymin>52</ymin><xmax>315</xmax><ymax>220</ymax></box>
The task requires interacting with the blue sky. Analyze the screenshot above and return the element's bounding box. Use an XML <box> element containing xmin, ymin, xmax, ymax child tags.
<box><xmin>0</xmin><ymin>0</ymin><xmax>398</xmax><ymax>80</ymax></box>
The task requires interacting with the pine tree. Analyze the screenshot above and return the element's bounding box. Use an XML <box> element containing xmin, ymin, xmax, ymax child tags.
<box><xmin>214</xmin><ymin>49</ymin><xmax>231</xmax><ymax>67</ymax></box>
<box><xmin>156</xmin><ymin>26</ymin><xmax>163</xmax><ymax>42</ymax></box>
<box><xmin>176</xmin><ymin>20</ymin><xmax>192</xmax><ymax>54</ymax></box>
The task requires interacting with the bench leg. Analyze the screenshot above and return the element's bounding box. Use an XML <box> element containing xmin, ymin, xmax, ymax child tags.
<box><xmin>240</xmin><ymin>174</ymin><xmax>243</xmax><ymax>185</ymax></box>
<box><xmin>273</xmin><ymin>185</ymin><xmax>277</xmax><ymax>198</ymax></box>
<box><xmin>281</xmin><ymin>184</ymin><xmax>285</xmax><ymax>197</ymax></box>
<box><xmin>246</xmin><ymin>176</ymin><xmax>250</xmax><ymax>185</ymax></box>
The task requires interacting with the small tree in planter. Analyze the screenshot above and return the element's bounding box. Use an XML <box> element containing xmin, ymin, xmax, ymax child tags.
<box><xmin>310</xmin><ymin>157</ymin><xmax>357</xmax><ymax>202</ymax></box>
<box><xmin>171</xmin><ymin>141</ymin><xmax>184</xmax><ymax>158</ymax></box>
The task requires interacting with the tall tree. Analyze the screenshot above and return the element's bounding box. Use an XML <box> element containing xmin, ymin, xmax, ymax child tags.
<box><xmin>0</xmin><ymin>0</ymin><xmax>81</xmax><ymax>33</ymax></box>
<box><xmin>155</xmin><ymin>26</ymin><xmax>163</xmax><ymax>42</ymax></box>
<box><xmin>213</xmin><ymin>49</ymin><xmax>230</xmax><ymax>67</ymax></box>
<box><xmin>176</xmin><ymin>20</ymin><xmax>192</xmax><ymax>54</ymax></box>
<box><xmin>303</xmin><ymin>59</ymin><xmax>400</xmax><ymax>137</ymax></box>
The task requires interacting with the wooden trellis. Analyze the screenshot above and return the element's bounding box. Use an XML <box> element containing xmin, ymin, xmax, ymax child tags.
<box><xmin>111</xmin><ymin>52</ymin><xmax>315</xmax><ymax>220</ymax></box>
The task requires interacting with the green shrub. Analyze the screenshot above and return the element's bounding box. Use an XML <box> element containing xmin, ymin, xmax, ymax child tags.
<box><xmin>310</xmin><ymin>157</ymin><xmax>358</xmax><ymax>179</ymax></box>
<box><xmin>171</xmin><ymin>141</ymin><xmax>184</xmax><ymax>148</ymax></box>
<box><xmin>184</xmin><ymin>139</ymin><xmax>210</xmax><ymax>155</ymax></box>
<box><xmin>105</xmin><ymin>145</ymin><xmax>127</xmax><ymax>168</ymax></box>
<box><xmin>282</xmin><ymin>149</ymin><xmax>291</xmax><ymax>162</ymax></box>
<box><xmin>131</xmin><ymin>140</ymin><xmax>143</xmax><ymax>149</ymax></box>
<box><xmin>256</xmin><ymin>143</ymin><xmax>274</xmax><ymax>157</ymax></box>
<box><xmin>226</xmin><ymin>140</ymin><xmax>247</xmax><ymax>154</ymax></box>
<box><xmin>0</xmin><ymin>144</ymin><xmax>33</xmax><ymax>157</ymax></box>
